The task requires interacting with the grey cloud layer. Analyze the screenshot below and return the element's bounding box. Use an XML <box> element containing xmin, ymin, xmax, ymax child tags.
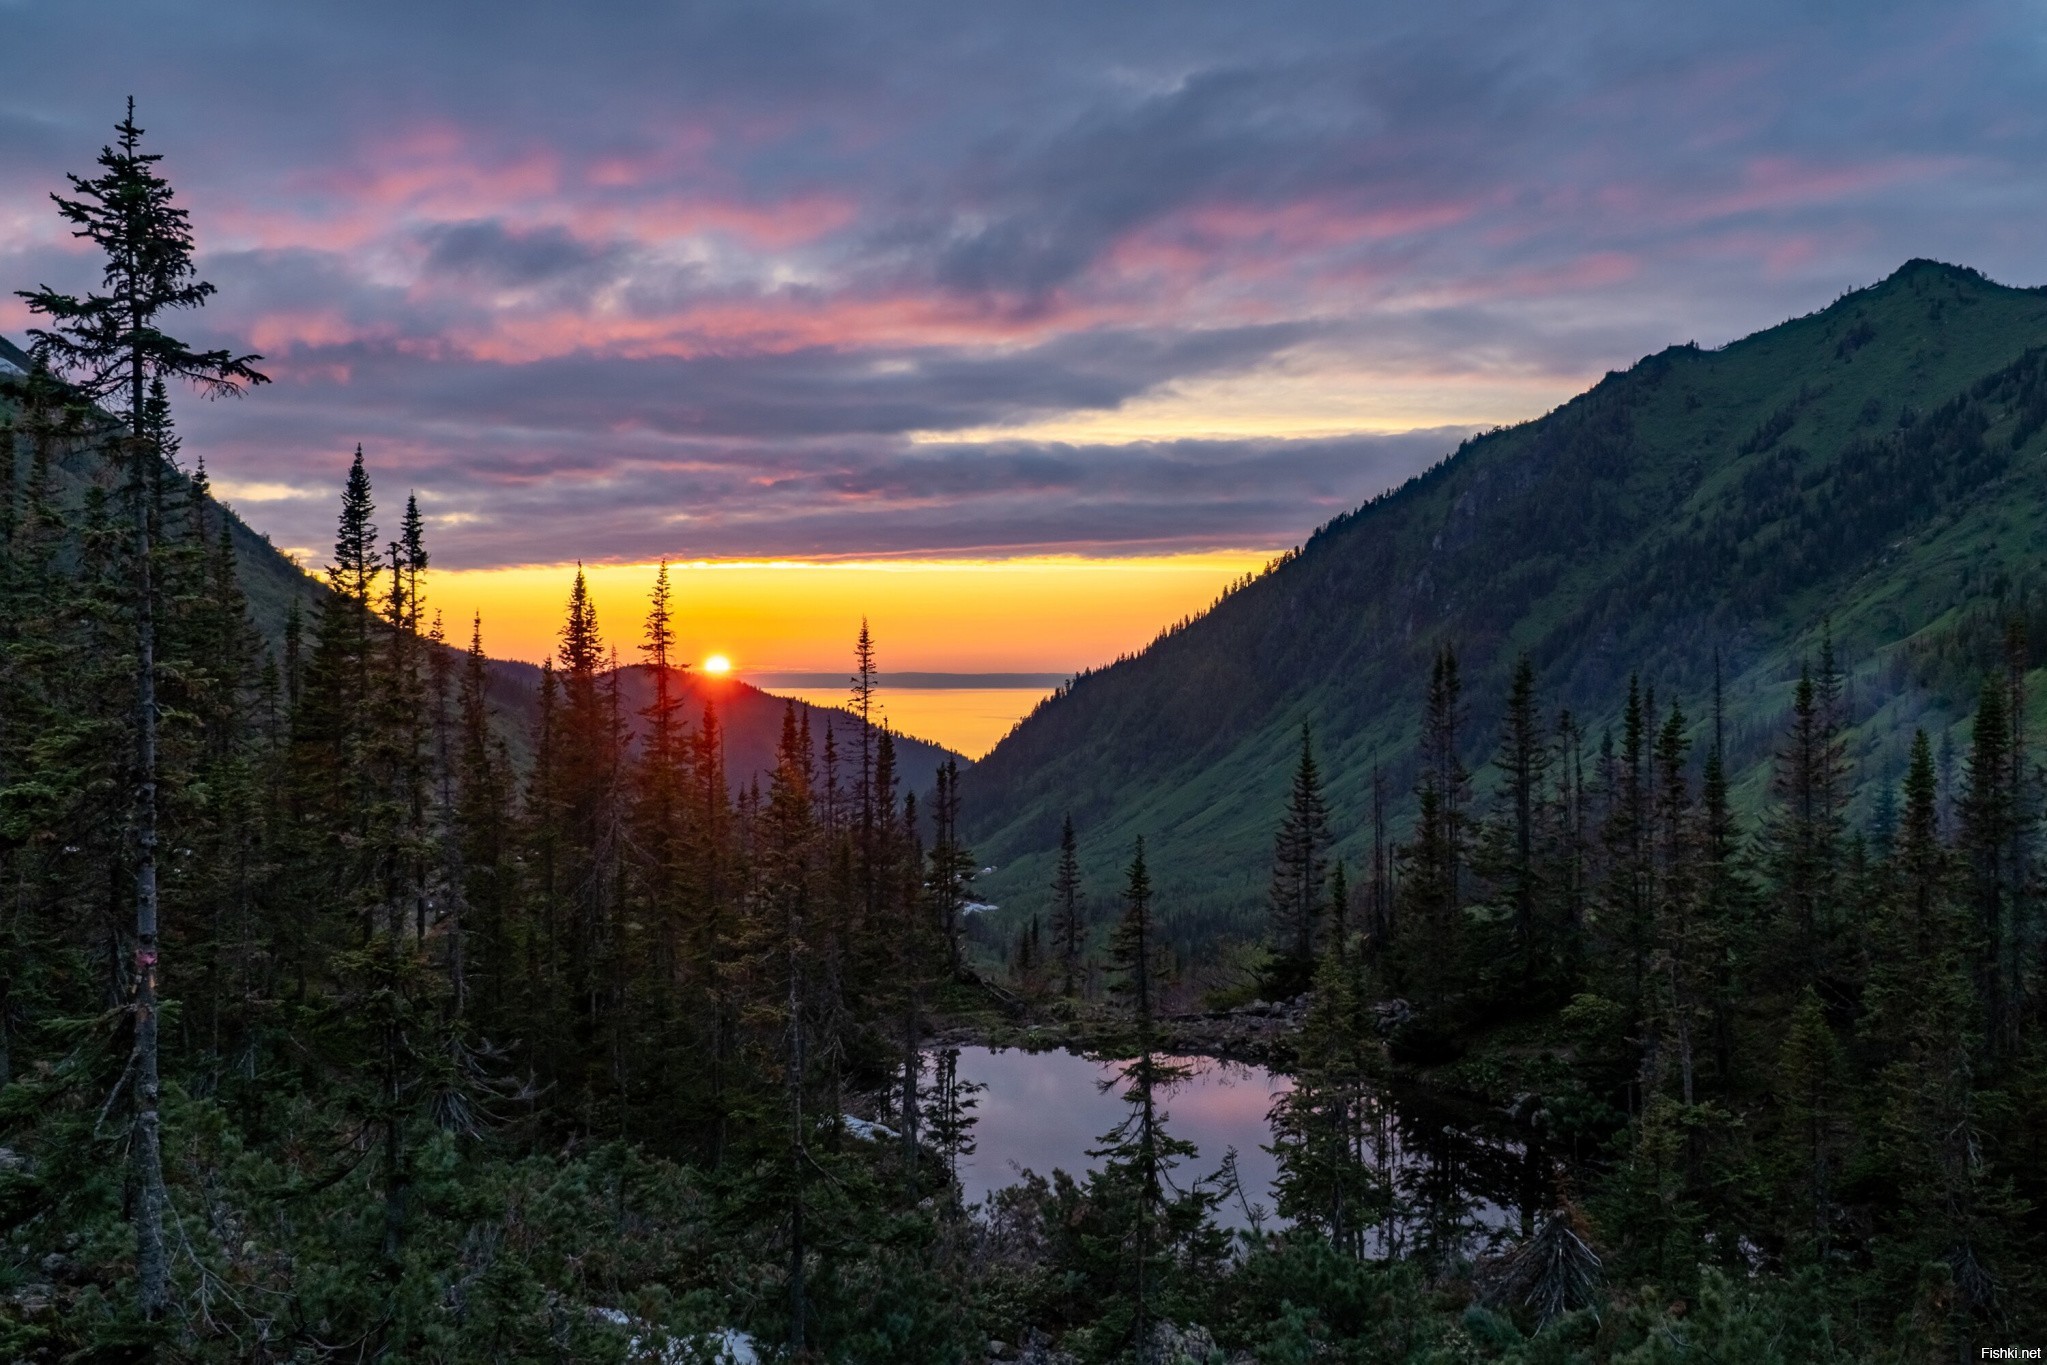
<box><xmin>194</xmin><ymin>429</ymin><xmax>1469</xmax><ymax>564</ymax></box>
<box><xmin>3</xmin><ymin>0</ymin><xmax>2042</xmax><ymax>565</ymax></box>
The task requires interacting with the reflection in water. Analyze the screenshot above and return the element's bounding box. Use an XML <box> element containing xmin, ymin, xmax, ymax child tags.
<box><xmin>945</xmin><ymin>1045</ymin><xmax>1552</xmax><ymax>1255</ymax></box>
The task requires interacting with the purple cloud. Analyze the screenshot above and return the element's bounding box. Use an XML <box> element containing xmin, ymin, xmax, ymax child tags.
<box><xmin>2</xmin><ymin>0</ymin><xmax>2040</xmax><ymax>566</ymax></box>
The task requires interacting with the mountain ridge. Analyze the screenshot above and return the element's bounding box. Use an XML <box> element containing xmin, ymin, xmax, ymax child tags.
<box><xmin>961</xmin><ymin>258</ymin><xmax>2047</xmax><ymax>947</ymax></box>
<box><xmin>0</xmin><ymin>352</ymin><xmax>965</xmax><ymax>794</ymax></box>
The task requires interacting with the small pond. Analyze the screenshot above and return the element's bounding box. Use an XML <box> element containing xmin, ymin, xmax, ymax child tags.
<box><xmin>941</xmin><ymin>1046</ymin><xmax>1554</xmax><ymax>1256</ymax></box>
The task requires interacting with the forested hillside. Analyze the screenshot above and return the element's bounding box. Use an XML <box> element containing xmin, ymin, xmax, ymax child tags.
<box><xmin>0</xmin><ymin>357</ymin><xmax>988</xmax><ymax>1358</ymax></box>
<box><xmin>0</xmin><ymin>352</ymin><xmax>955</xmax><ymax>799</ymax></box>
<box><xmin>481</xmin><ymin>658</ymin><xmax>960</xmax><ymax>798</ymax></box>
<box><xmin>965</xmin><ymin>260</ymin><xmax>2047</xmax><ymax>947</ymax></box>
<box><xmin>5</xmin><ymin>114</ymin><xmax>2044</xmax><ymax>1364</ymax></box>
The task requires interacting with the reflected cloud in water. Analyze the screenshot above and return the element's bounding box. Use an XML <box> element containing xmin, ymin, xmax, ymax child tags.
<box><xmin>946</xmin><ymin>1044</ymin><xmax>1553</xmax><ymax>1250</ymax></box>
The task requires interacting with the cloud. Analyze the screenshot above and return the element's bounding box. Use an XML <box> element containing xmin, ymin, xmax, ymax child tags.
<box><xmin>186</xmin><ymin>427</ymin><xmax>1467</xmax><ymax>567</ymax></box>
<box><xmin>417</xmin><ymin>220</ymin><xmax>629</xmax><ymax>289</ymax></box>
<box><xmin>2</xmin><ymin>0</ymin><xmax>2041</xmax><ymax>568</ymax></box>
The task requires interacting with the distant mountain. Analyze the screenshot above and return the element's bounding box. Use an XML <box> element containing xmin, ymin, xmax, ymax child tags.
<box><xmin>961</xmin><ymin>260</ymin><xmax>2047</xmax><ymax>946</ymax></box>
<box><xmin>477</xmin><ymin>659</ymin><xmax>961</xmax><ymax>796</ymax></box>
<box><xmin>0</xmin><ymin>345</ymin><xmax>965</xmax><ymax>795</ymax></box>
<box><xmin>0</xmin><ymin>352</ymin><xmax>324</xmax><ymax>652</ymax></box>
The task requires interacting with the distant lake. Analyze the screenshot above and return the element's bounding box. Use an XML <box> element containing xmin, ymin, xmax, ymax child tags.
<box><xmin>943</xmin><ymin>1045</ymin><xmax>1549</xmax><ymax>1253</ymax></box>
<box><xmin>761</xmin><ymin>686</ymin><xmax>1054</xmax><ymax>760</ymax></box>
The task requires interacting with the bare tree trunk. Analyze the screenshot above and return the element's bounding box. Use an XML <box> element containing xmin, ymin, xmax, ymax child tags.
<box><xmin>130</xmin><ymin>425</ymin><xmax>170</xmax><ymax>1318</ymax></box>
<box><xmin>901</xmin><ymin>989</ymin><xmax>921</xmax><ymax>1203</ymax></box>
<box><xmin>787</xmin><ymin>967</ymin><xmax>807</xmax><ymax>1357</ymax></box>
<box><xmin>382</xmin><ymin>1032</ymin><xmax>407</xmax><ymax>1268</ymax></box>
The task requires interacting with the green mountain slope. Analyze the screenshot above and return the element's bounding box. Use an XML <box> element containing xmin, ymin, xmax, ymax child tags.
<box><xmin>962</xmin><ymin>259</ymin><xmax>2047</xmax><ymax>946</ymax></box>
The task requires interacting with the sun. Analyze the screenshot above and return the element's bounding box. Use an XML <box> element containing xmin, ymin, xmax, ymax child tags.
<box><xmin>702</xmin><ymin>654</ymin><xmax>732</xmax><ymax>676</ymax></box>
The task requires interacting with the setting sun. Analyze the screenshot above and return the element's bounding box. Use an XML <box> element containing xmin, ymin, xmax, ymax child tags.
<box><xmin>702</xmin><ymin>654</ymin><xmax>732</xmax><ymax>675</ymax></box>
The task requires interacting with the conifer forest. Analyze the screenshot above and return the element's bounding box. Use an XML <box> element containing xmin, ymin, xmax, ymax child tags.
<box><xmin>5</xmin><ymin>101</ymin><xmax>2047</xmax><ymax>1365</ymax></box>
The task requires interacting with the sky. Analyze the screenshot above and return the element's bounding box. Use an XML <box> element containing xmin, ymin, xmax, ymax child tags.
<box><xmin>4</xmin><ymin>0</ymin><xmax>2045</xmax><ymax>693</ymax></box>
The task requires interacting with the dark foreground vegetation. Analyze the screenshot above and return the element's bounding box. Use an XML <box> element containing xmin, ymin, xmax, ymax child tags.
<box><xmin>0</xmin><ymin>109</ymin><xmax>2039</xmax><ymax>1363</ymax></box>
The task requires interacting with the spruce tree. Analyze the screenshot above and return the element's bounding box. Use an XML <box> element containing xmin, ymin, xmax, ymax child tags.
<box><xmin>1367</xmin><ymin>759</ymin><xmax>1394</xmax><ymax>952</ymax></box>
<box><xmin>454</xmin><ymin>615</ymin><xmax>511</xmax><ymax>1021</ymax></box>
<box><xmin>1090</xmin><ymin>839</ymin><xmax>1213</xmax><ymax>1357</ymax></box>
<box><xmin>1397</xmin><ymin>647</ymin><xmax>1469</xmax><ymax>1012</ymax></box>
<box><xmin>852</xmin><ymin>618</ymin><xmax>879</xmax><ymax>889</ymax></box>
<box><xmin>1763</xmin><ymin>660</ymin><xmax>1847</xmax><ymax>990</ymax></box>
<box><xmin>1775</xmin><ymin>986</ymin><xmax>1844</xmax><ymax>1261</ymax></box>
<box><xmin>926</xmin><ymin>1046</ymin><xmax>982</xmax><ymax>1216</ymax></box>
<box><xmin>928</xmin><ymin>758</ymin><xmax>975</xmax><ymax>978</ymax></box>
<box><xmin>1868</xmin><ymin>728</ymin><xmax>2013</xmax><ymax>1344</ymax></box>
<box><xmin>1600</xmin><ymin>675</ymin><xmax>1655</xmax><ymax>1030</ymax></box>
<box><xmin>1695</xmin><ymin>670</ymin><xmax>1749</xmax><ymax>1096</ymax></box>
<box><xmin>759</xmin><ymin>700</ymin><xmax>819</xmax><ymax>1352</ymax></box>
<box><xmin>1495</xmin><ymin>655</ymin><xmax>1549</xmax><ymax>988</ymax></box>
<box><xmin>2001</xmin><ymin>620</ymin><xmax>2033</xmax><ymax>1050</ymax></box>
<box><xmin>1269</xmin><ymin>874</ymin><xmax>1385</xmax><ymax>1257</ymax></box>
<box><xmin>1649</xmin><ymin>704</ymin><xmax>1699</xmax><ymax>1105</ymax></box>
<box><xmin>1327</xmin><ymin>859</ymin><xmax>1351</xmax><ymax>965</ymax></box>
<box><xmin>1546</xmin><ymin>707</ymin><xmax>1591</xmax><ymax>992</ymax></box>
<box><xmin>17</xmin><ymin>103</ymin><xmax>267</xmax><ymax>1315</ymax></box>
<box><xmin>633</xmin><ymin>563</ymin><xmax>689</xmax><ymax>1009</ymax></box>
<box><xmin>1865</xmin><ymin>732</ymin><xmax>1952</xmax><ymax>1063</ymax></box>
<box><xmin>1050</xmin><ymin>813</ymin><xmax>1086</xmax><ymax>998</ymax></box>
<box><xmin>1959</xmin><ymin>671</ymin><xmax>2014</xmax><ymax>1054</ymax></box>
<box><xmin>1266</xmin><ymin>722</ymin><xmax>1332</xmax><ymax>997</ymax></box>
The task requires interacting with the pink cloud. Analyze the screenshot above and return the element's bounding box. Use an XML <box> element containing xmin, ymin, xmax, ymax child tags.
<box><xmin>450</xmin><ymin>290</ymin><xmax>1125</xmax><ymax>362</ymax></box>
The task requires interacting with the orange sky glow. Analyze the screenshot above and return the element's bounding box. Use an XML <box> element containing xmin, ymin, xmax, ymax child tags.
<box><xmin>428</xmin><ymin>551</ymin><xmax>1276</xmax><ymax>676</ymax></box>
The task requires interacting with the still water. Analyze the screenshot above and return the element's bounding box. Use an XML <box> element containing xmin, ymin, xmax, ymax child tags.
<box><xmin>943</xmin><ymin>1046</ymin><xmax>1551</xmax><ymax>1255</ymax></box>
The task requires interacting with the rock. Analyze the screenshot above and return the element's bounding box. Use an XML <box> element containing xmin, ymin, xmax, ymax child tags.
<box><xmin>1505</xmin><ymin>1091</ymin><xmax>1549</xmax><ymax>1130</ymax></box>
<box><xmin>1146</xmin><ymin>1319</ymin><xmax>1251</xmax><ymax>1364</ymax></box>
<box><xmin>1014</xmin><ymin>1328</ymin><xmax>1078</xmax><ymax>1365</ymax></box>
<box><xmin>840</xmin><ymin>1114</ymin><xmax>900</xmax><ymax>1142</ymax></box>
